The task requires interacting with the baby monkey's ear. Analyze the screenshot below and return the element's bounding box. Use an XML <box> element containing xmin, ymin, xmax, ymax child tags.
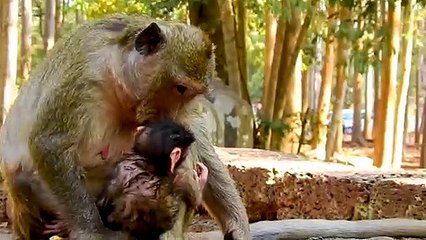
<box><xmin>134</xmin><ymin>22</ymin><xmax>165</xmax><ymax>56</ymax></box>
<box><xmin>169</xmin><ymin>147</ymin><xmax>182</xmax><ymax>174</ymax></box>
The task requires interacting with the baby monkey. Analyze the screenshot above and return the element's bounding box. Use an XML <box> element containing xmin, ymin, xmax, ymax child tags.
<box><xmin>97</xmin><ymin>119</ymin><xmax>208</xmax><ymax>240</ymax></box>
<box><xmin>6</xmin><ymin>120</ymin><xmax>208</xmax><ymax>240</ymax></box>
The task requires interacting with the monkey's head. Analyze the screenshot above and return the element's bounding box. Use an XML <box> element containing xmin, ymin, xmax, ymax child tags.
<box><xmin>104</xmin><ymin>15</ymin><xmax>215</xmax><ymax>118</ymax></box>
<box><xmin>133</xmin><ymin>119</ymin><xmax>195</xmax><ymax>176</ymax></box>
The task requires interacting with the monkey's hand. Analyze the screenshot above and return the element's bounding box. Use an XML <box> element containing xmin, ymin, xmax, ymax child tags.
<box><xmin>195</xmin><ymin>162</ymin><xmax>208</xmax><ymax>193</ymax></box>
<box><xmin>43</xmin><ymin>220</ymin><xmax>70</xmax><ymax>238</ymax></box>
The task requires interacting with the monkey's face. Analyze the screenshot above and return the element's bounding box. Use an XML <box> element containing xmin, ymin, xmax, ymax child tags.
<box><xmin>128</xmin><ymin>22</ymin><xmax>215</xmax><ymax>117</ymax></box>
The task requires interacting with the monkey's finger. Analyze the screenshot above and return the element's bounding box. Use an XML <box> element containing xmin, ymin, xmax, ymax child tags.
<box><xmin>196</xmin><ymin>162</ymin><xmax>208</xmax><ymax>177</ymax></box>
<box><xmin>42</xmin><ymin>228</ymin><xmax>62</xmax><ymax>236</ymax></box>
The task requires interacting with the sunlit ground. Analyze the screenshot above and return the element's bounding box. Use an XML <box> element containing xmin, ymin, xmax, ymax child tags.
<box><xmin>314</xmin><ymin>134</ymin><xmax>423</xmax><ymax>170</ymax></box>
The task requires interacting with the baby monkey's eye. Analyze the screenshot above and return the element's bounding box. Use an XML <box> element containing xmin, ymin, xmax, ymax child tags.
<box><xmin>176</xmin><ymin>84</ymin><xmax>188</xmax><ymax>95</ymax></box>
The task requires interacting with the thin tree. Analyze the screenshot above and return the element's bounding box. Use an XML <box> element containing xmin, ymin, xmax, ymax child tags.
<box><xmin>352</xmin><ymin>18</ymin><xmax>366</xmax><ymax>145</ymax></box>
<box><xmin>43</xmin><ymin>0</ymin><xmax>56</xmax><ymax>53</ymax></box>
<box><xmin>270</xmin><ymin>0</ymin><xmax>318</xmax><ymax>150</ymax></box>
<box><xmin>18</xmin><ymin>0</ymin><xmax>32</xmax><ymax>84</ymax></box>
<box><xmin>0</xmin><ymin>0</ymin><xmax>19</xmax><ymax>123</ymax></box>
<box><xmin>55</xmin><ymin>0</ymin><xmax>62</xmax><ymax>40</ymax></box>
<box><xmin>392</xmin><ymin>0</ymin><xmax>416</xmax><ymax>168</ymax></box>
<box><xmin>373</xmin><ymin>0</ymin><xmax>402</xmax><ymax>169</ymax></box>
<box><xmin>364</xmin><ymin>65</ymin><xmax>374</xmax><ymax>139</ymax></box>
<box><xmin>216</xmin><ymin>0</ymin><xmax>250</xmax><ymax>103</ymax></box>
<box><xmin>325</xmin><ymin>5</ymin><xmax>351</xmax><ymax>161</ymax></box>
<box><xmin>420</xmin><ymin>95</ymin><xmax>426</xmax><ymax>168</ymax></box>
<box><xmin>312</xmin><ymin>1</ymin><xmax>337</xmax><ymax>150</ymax></box>
<box><xmin>262</xmin><ymin>6</ymin><xmax>277</xmax><ymax>111</ymax></box>
<box><xmin>261</xmin><ymin>0</ymin><xmax>287</xmax><ymax>149</ymax></box>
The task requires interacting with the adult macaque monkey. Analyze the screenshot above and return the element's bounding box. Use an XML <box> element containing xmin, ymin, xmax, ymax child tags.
<box><xmin>0</xmin><ymin>14</ymin><xmax>250</xmax><ymax>240</ymax></box>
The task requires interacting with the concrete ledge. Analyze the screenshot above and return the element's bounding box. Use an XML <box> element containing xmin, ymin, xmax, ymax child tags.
<box><xmin>189</xmin><ymin>219</ymin><xmax>426</xmax><ymax>240</ymax></box>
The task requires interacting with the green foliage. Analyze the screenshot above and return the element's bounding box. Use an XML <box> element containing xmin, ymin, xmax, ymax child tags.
<box><xmin>77</xmin><ymin>0</ymin><xmax>187</xmax><ymax>20</ymax></box>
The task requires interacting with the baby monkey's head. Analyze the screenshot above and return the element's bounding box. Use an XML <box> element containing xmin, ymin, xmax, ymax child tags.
<box><xmin>133</xmin><ymin>119</ymin><xmax>195</xmax><ymax>176</ymax></box>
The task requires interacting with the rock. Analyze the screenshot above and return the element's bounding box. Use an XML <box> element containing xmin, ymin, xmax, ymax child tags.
<box><xmin>196</xmin><ymin>96</ymin><xmax>225</xmax><ymax>146</ymax></box>
<box><xmin>219</xmin><ymin>148</ymin><xmax>426</xmax><ymax>222</ymax></box>
<box><xmin>205</xmin><ymin>79</ymin><xmax>254</xmax><ymax>148</ymax></box>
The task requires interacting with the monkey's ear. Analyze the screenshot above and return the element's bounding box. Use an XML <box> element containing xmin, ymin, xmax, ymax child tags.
<box><xmin>170</xmin><ymin>147</ymin><xmax>182</xmax><ymax>174</ymax></box>
<box><xmin>134</xmin><ymin>22</ymin><xmax>165</xmax><ymax>56</ymax></box>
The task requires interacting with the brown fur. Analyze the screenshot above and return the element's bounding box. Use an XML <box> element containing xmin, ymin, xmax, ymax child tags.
<box><xmin>5</xmin><ymin>143</ymin><xmax>205</xmax><ymax>240</ymax></box>
<box><xmin>5</xmin><ymin>166</ymin><xmax>69</xmax><ymax>240</ymax></box>
<box><xmin>0</xmin><ymin>14</ymin><xmax>249</xmax><ymax>240</ymax></box>
<box><xmin>97</xmin><ymin>155</ymin><xmax>190</xmax><ymax>240</ymax></box>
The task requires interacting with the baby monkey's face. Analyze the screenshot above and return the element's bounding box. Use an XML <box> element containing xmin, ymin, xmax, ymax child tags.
<box><xmin>133</xmin><ymin>119</ymin><xmax>195</xmax><ymax>176</ymax></box>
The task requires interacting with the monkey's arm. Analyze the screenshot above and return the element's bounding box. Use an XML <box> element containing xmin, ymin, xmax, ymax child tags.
<box><xmin>28</xmin><ymin>86</ymin><xmax>106</xmax><ymax>235</ymax></box>
<box><xmin>185</xmin><ymin>111</ymin><xmax>250</xmax><ymax>239</ymax></box>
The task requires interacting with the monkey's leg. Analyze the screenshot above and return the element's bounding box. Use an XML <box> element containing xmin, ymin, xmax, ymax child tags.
<box><xmin>4</xmin><ymin>171</ymin><xmax>53</xmax><ymax>240</ymax></box>
<box><xmin>180</xmin><ymin>113</ymin><xmax>250</xmax><ymax>240</ymax></box>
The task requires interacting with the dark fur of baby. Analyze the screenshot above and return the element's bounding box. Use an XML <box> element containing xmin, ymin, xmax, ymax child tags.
<box><xmin>96</xmin><ymin>119</ymin><xmax>208</xmax><ymax>240</ymax></box>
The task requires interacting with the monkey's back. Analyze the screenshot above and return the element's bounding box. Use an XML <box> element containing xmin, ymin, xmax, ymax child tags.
<box><xmin>97</xmin><ymin>153</ymin><xmax>182</xmax><ymax>239</ymax></box>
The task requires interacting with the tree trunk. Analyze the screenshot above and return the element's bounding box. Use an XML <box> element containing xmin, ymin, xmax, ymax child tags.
<box><xmin>43</xmin><ymin>0</ymin><xmax>56</xmax><ymax>53</ymax></box>
<box><xmin>302</xmin><ymin>69</ymin><xmax>310</xmax><ymax>114</ymax></box>
<box><xmin>0</xmin><ymin>0</ymin><xmax>19</xmax><ymax>123</ymax></box>
<box><xmin>235</xmin><ymin>0</ymin><xmax>249</xmax><ymax>102</ymax></box>
<box><xmin>352</xmin><ymin>17</ymin><xmax>366</xmax><ymax>146</ymax></box>
<box><xmin>217</xmin><ymin>0</ymin><xmax>243</xmax><ymax>98</ymax></box>
<box><xmin>373</xmin><ymin>0</ymin><xmax>386</xmax><ymax>145</ymax></box>
<box><xmin>188</xmin><ymin>0</ymin><xmax>226</xmax><ymax>86</ymax></box>
<box><xmin>420</xmin><ymin>95</ymin><xmax>426</xmax><ymax>168</ymax></box>
<box><xmin>18</xmin><ymin>0</ymin><xmax>32</xmax><ymax>85</ymax></box>
<box><xmin>415</xmin><ymin>44</ymin><xmax>421</xmax><ymax>145</ymax></box>
<box><xmin>269</xmin><ymin>3</ymin><xmax>302</xmax><ymax>151</ymax></box>
<box><xmin>373</xmin><ymin>0</ymin><xmax>401</xmax><ymax>169</ymax></box>
<box><xmin>279</xmin><ymin>52</ymin><xmax>303</xmax><ymax>153</ymax></box>
<box><xmin>392</xmin><ymin>0</ymin><xmax>415</xmax><ymax>169</ymax></box>
<box><xmin>38</xmin><ymin>6</ymin><xmax>43</xmax><ymax>37</ymax></box>
<box><xmin>75</xmin><ymin>7</ymin><xmax>85</xmax><ymax>24</ymax></box>
<box><xmin>364</xmin><ymin>65</ymin><xmax>374</xmax><ymax>139</ymax></box>
<box><xmin>312</xmin><ymin>2</ymin><xmax>337</xmax><ymax>149</ymax></box>
<box><xmin>55</xmin><ymin>0</ymin><xmax>62</xmax><ymax>40</ymax></box>
<box><xmin>352</xmin><ymin>63</ymin><xmax>364</xmax><ymax>144</ymax></box>
<box><xmin>261</xmin><ymin>5</ymin><xmax>287</xmax><ymax>150</ymax></box>
<box><xmin>325</xmin><ymin>5</ymin><xmax>350</xmax><ymax>161</ymax></box>
<box><xmin>262</xmin><ymin>6</ymin><xmax>277</xmax><ymax>109</ymax></box>
<box><xmin>335</xmin><ymin>113</ymin><xmax>344</xmax><ymax>153</ymax></box>
<box><xmin>270</xmin><ymin>0</ymin><xmax>318</xmax><ymax>150</ymax></box>
<box><xmin>403</xmin><ymin>92</ymin><xmax>409</xmax><ymax>149</ymax></box>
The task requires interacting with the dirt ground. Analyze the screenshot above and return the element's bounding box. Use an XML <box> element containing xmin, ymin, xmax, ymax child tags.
<box><xmin>339</xmin><ymin>141</ymin><xmax>422</xmax><ymax>169</ymax></box>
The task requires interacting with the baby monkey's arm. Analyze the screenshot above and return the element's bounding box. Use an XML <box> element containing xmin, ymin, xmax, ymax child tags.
<box><xmin>173</xmin><ymin>162</ymin><xmax>208</xmax><ymax>208</ymax></box>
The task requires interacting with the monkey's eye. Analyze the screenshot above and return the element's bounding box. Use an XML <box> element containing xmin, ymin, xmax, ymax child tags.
<box><xmin>176</xmin><ymin>85</ymin><xmax>188</xmax><ymax>95</ymax></box>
